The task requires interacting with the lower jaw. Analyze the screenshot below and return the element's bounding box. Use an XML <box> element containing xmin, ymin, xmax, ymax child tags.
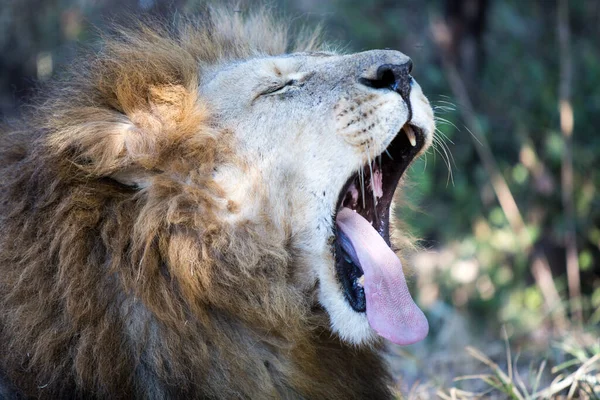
<box><xmin>334</xmin><ymin>228</ymin><xmax>366</xmax><ymax>312</ymax></box>
<box><xmin>328</xmin><ymin>124</ymin><xmax>429</xmax><ymax>345</ymax></box>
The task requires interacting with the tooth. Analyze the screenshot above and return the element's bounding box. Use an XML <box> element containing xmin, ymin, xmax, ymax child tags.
<box><xmin>357</xmin><ymin>275</ymin><xmax>365</xmax><ymax>287</ymax></box>
<box><xmin>405</xmin><ymin>126</ymin><xmax>417</xmax><ymax>147</ymax></box>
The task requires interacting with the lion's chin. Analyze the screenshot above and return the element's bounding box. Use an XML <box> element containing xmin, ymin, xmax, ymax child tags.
<box><xmin>325</xmin><ymin>124</ymin><xmax>429</xmax><ymax>346</ymax></box>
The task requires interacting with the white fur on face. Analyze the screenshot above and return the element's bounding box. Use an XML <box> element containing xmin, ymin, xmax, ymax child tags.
<box><xmin>203</xmin><ymin>50</ymin><xmax>434</xmax><ymax>345</ymax></box>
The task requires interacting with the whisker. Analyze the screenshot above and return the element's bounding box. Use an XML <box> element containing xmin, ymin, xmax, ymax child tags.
<box><xmin>434</xmin><ymin>117</ymin><xmax>460</xmax><ymax>138</ymax></box>
<box><xmin>431</xmin><ymin>137</ymin><xmax>447</xmax><ymax>166</ymax></box>
<box><xmin>440</xmin><ymin>135</ymin><xmax>457</xmax><ymax>167</ymax></box>
<box><xmin>434</xmin><ymin>115</ymin><xmax>457</xmax><ymax>125</ymax></box>
<box><xmin>462</xmin><ymin>123</ymin><xmax>484</xmax><ymax>147</ymax></box>
<box><xmin>435</xmin><ymin>99</ymin><xmax>457</xmax><ymax>108</ymax></box>
<box><xmin>432</xmin><ymin>145</ymin><xmax>452</xmax><ymax>186</ymax></box>
<box><xmin>433</xmin><ymin>134</ymin><xmax>452</xmax><ymax>159</ymax></box>
<box><xmin>436</xmin><ymin>94</ymin><xmax>455</xmax><ymax>102</ymax></box>
<box><xmin>433</xmin><ymin>105</ymin><xmax>456</xmax><ymax>113</ymax></box>
<box><xmin>433</xmin><ymin>96</ymin><xmax>485</xmax><ymax>152</ymax></box>
<box><xmin>434</xmin><ymin>128</ymin><xmax>456</xmax><ymax>146</ymax></box>
<box><xmin>434</xmin><ymin>132</ymin><xmax>457</xmax><ymax>167</ymax></box>
<box><xmin>429</xmin><ymin>141</ymin><xmax>438</xmax><ymax>164</ymax></box>
<box><xmin>432</xmin><ymin>136</ymin><xmax>455</xmax><ymax>187</ymax></box>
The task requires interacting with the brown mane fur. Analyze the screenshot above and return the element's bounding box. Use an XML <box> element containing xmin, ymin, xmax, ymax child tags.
<box><xmin>0</xmin><ymin>8</ymin><xmax>393</xmax><ymax>399</ymax></box>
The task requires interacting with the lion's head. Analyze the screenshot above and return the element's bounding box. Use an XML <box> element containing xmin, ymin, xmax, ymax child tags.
<box><xmin>0</xmin><ymin>7</ymin><xmax>434</xmax><ymax>397</ymax></box>
<box><xmin>202</xmin><ymin>47</ymin><xmax>435</xmax><ymax>343</ymax></box>
<box><xmin>199</xmin><ymin>22</ymin><xmax>434</xmax><ymax>346</ymax></box>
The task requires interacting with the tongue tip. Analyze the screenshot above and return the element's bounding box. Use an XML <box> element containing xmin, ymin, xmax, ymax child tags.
<box><xmin>371</xmin><ymin>309</ymin><xmax>429</xmax><ymax>346</ymax></box>
<box><xmin>336</xmin><ymin>207</ymin><xmax>429</xmax><ymax>346</ymax></box>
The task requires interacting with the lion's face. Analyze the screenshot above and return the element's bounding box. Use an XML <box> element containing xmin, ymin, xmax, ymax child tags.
<box><xmin>202</xmin><ymin>50</ymin><xmax>435</xmax><ymax>345</ymax></box>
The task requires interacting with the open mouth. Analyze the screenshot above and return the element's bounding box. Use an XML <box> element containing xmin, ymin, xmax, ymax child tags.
<box><xmin>333</xmin><ymin>123</ymin><xmax>429</xmax><ymax>345</ymax></box>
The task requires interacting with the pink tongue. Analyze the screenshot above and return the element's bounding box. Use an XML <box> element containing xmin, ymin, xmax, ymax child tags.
<box><xmin>336</xmin><ymin>207</ymin><xmax>428</xmax><ymax>345</ymax></box>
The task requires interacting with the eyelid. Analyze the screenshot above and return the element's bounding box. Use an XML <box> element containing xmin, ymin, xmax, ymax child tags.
<box><xmin>253</xmin><ymin>71</ymin><xmax>314</xmax><ymax>100</ymax></box>
<box><xmin>260</xmin><ymin>79</ymin><xmax>298</xmax><ymax>96</ymax></box>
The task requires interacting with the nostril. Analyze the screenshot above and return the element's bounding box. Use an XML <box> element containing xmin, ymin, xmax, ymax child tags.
<box><xmin>365</xmin><ymin>68</ymin><xmax>396</xmax><ymax>90</ymax></box>
<box><xmin>359</xmin><ymin>60</ymin><xmax>413</xmax><ymax>101</ymax></box>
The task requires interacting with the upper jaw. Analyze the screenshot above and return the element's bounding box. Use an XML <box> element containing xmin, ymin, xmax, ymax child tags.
<box><xmin>334</xmin><ymin>122</ymin><xmax>428</xmax><ymax>223</ymax></box>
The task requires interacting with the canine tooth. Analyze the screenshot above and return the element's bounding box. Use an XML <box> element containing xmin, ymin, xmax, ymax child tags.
<box><xmin>357</xmin><ymin>275</ymin><xmax>365</xmax><ymax>286</ymax></box>
<box><xmin>405</xmin><ymin>126</ymin><xmax>417</xmax><ymax>147</ymax></box>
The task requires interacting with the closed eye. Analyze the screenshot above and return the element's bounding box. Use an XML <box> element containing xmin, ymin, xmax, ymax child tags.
<box><xmin>259</xmin><ymin>79</ymin><xmax>298</xmax><ymax>96</ymax></box>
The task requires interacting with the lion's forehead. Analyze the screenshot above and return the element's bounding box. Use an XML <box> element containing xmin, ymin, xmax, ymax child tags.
<box><xmin>202</xmin><ymin>52</ymin><xmax>337</xmax><ymax>89</ymax></box>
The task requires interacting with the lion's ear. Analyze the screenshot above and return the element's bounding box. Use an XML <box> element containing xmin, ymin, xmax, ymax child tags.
<box><xmin>48</xmin><ymin>83</ymin><xmax>210</xmax><ymax>186</ymax></box>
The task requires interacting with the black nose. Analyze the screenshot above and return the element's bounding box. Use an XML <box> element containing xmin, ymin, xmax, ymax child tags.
<box><xmin>360</xmin><ymin>60</ymin><xmax>413</xmax><ymax>102</ymax></box>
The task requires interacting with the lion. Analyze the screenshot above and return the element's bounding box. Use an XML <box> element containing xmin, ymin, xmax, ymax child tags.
<box><xmin>0</xmin><ymin>6</ymin><xmax>434</xmax><ymax>400</ymax></box>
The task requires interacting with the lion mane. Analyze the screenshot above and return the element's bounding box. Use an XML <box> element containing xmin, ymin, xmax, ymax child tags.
<box><xmin>0</xmin><ymin>8</ymin><xmax>393</xmax><ymax>400</ymax></box>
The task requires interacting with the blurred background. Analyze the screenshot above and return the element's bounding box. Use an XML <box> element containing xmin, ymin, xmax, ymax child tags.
<box><xmin>1</xmin><ymin>0</ymin><xmax>598</xmax><ymax>397</ymax></box>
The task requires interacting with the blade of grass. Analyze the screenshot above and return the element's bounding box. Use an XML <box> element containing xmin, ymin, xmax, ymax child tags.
<box><xmin>453</xmin><ymin>374</ymin><xmax>497</xmax><ymax>382</ymax></box>
<box><xmin>513</xmin><ymin>353</ymin><xmax>531</xmax><ymax>399</ymax></box>
<box><xmin>567</xmin><ymin>353</ymin><xmax>600</xmax><ymax>399</ymax></box>
<box><xmin>503</xmin><ymin>327</ymin><xmax>514</xmax><ymax>383</ymax></box>
<box><xmin>531</xmin><ymin>360</ymin><xmax>547</xmax><ymax>395</ymax></box>
<box><xmin>535</xmin><ymin>353</ymin><xmax>600</xmax><ymax>399</ymax></box>
<box><xmin>553</xmin><ymin>358</ymin><xmax>584</xmax><ymax>373</ymax></box>
<box><xmin>465</xmin><ymin>346</ymin><xmax>525</xmax><ymax>400</ymax></box>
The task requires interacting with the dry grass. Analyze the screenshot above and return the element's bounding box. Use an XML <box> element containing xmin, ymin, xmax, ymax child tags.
<box><xmin>401</xmin><ymin>328</ymin><xmax>600</xmax><ymax>400</ymax></box>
